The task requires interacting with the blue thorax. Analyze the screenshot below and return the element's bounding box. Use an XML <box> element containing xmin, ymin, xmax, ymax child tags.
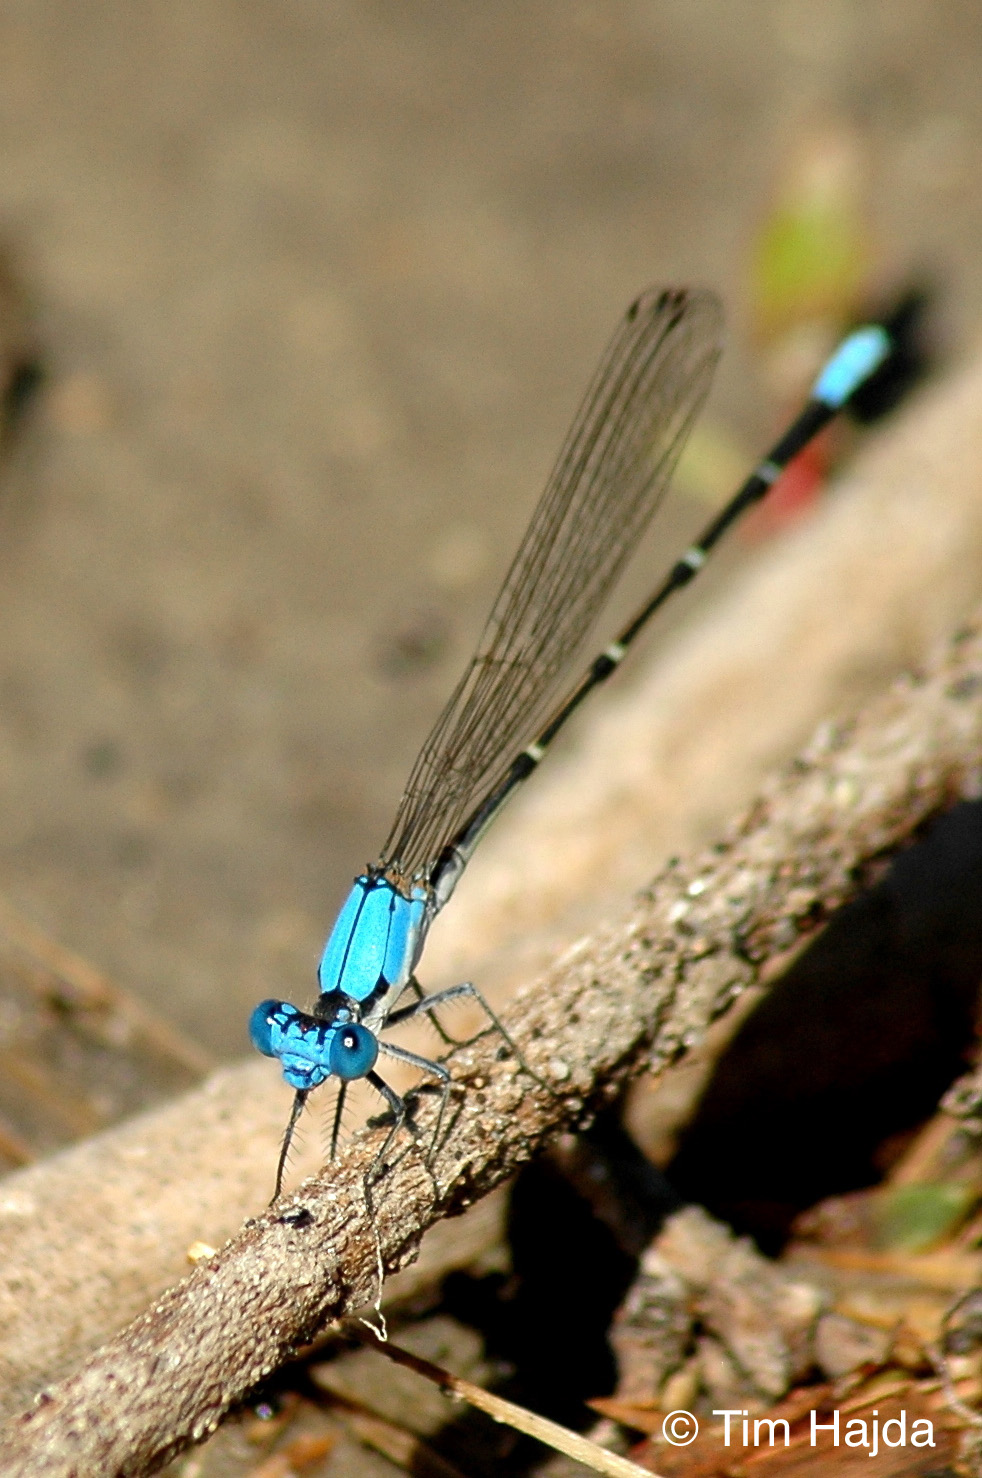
<box><xmin>317</xmin><ymin>874</ymin><xmax>428</xmax><ymax>1021</ymax></box>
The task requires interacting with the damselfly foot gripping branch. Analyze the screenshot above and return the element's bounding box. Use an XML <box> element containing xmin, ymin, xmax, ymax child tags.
<box><xmin>251</xmin><ymin>286</ymin><xmax>894</xmax><ymax>1196</ymax></box>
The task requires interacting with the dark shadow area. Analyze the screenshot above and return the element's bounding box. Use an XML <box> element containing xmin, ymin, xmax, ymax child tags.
<box><xmin>433</xmin><ymin>1153</ymin><xmax>635</xmax><ymax>1472</ymax></box>
<box><xmin>421</xmin><ymin>1118</ymin><xmax>681</xmax><ymax>1472</ymax></box>
<box><xmin>667</xmin><ymin>797</ymin><xmax>982</xmax><ymax>1250</ymax></box>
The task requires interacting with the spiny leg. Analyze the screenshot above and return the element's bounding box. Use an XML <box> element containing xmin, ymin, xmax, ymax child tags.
<box><xmin>377</xmin><ymin>1037</ymin><xmax>452</xmax><ymax>1166</ymax></box>
<box><xmin>404</xmin><ymin>973</ymin><xmax>461</xmax><ymax>1047</ymax></box>
<box><xmin>329</xmin><ymin>1081</ymin><xmax>348</xmax><ymax>1160</ymax></box>
<box><xmin>365</xmin><ymin>1068</ymin><xmax>421</xmax><ymax>1183</ymax></box>
<box><xmin>385</xmin><ymin>981</ymin><xmax>546</xmax><ymax>1088</ymax></box>
<box><xmin>273</xmin><ymin>1088</ymin><xmax>308</xmax><ymax>1201</ymax></box>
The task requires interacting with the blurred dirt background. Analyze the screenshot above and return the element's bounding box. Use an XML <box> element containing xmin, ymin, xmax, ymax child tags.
<box><xmin>0</xmin><ymin>0</ymin><xmax>980</xmax><ymax>1061</ymax></box>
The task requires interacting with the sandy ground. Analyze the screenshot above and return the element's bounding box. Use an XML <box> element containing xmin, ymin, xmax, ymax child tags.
<box><xmin>0</xmin><ymin>1</ymin><xmax>981</xmax><ymax>1056</ymax></box>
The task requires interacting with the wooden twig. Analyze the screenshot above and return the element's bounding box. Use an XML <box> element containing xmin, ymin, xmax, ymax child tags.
<box><xmin>313</xmin><ymin>1383</ymin><xmax>467</xmax><ymax>1478</ymax></box>
<box><xmin>1</xmin><ymin>600</ymin><xmax>982</xmax><ymax>1473</ymax></box>
<box><xmin>353</xmin><ymin>1329</ymin><xmax>659</xmax><ymax>1478</ymax></box>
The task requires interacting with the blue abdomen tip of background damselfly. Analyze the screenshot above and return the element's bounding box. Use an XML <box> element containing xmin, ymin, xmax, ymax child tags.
<box><xmin>813</xmin><ymin>325</ymin><xmax>892</xmax><ymax>409</ymax></box>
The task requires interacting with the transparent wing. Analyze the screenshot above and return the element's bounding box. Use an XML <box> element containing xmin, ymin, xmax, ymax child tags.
<box><xmin>380</xmin><ymin>286</ymin><xmax>724</xmax><ymax>880</ymax></box>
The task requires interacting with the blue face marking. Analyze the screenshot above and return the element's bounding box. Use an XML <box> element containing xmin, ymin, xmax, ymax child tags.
<box><xmin>317</xmin><ymin>876</ymin><xmax>426</xmax><ymax>1005</ymax></box>
<box><xmin>812</xmin><ymin>325</ymin><xmax>891</xmax><ymax>409</ymax></box>
<box><xmin>250</xmin><ymin>997</ymin><xmax>379</xmax><ymax>1092</ymax></box>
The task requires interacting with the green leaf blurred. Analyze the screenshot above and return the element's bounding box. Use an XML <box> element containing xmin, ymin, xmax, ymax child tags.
<box><xmin>750</xmin><ymin>123</ymin><xmax>870</xmax><ymax>342</ymax></box>
<box><xmin>875</xmin><ymin>1182</ymin><xmax>976</xmax><ymax>1254</ymax></box>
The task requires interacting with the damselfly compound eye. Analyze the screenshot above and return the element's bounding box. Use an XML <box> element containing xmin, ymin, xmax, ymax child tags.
<box><xmin>249</xmin><ymin>1000</ymin><xmax>283</xmax><ymax>1057</ymax></box>
<box><xmin>328</xmin><ymin>1023</ymin><xmax>379</xmax><ymax>1081</ymax></box>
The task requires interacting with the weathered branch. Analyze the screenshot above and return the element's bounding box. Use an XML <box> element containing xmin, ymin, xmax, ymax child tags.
<box><xmin>3</xmin><ymin>593</ymin><xmax>982</xmax><ymax>1472</ymax></box>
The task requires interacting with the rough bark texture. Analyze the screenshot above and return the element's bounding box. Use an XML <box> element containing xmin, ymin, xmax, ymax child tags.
<box><xmin>2</xmin><ymin>602</ymin><xmax>982</xmax><ymax>1474</ymax></box>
